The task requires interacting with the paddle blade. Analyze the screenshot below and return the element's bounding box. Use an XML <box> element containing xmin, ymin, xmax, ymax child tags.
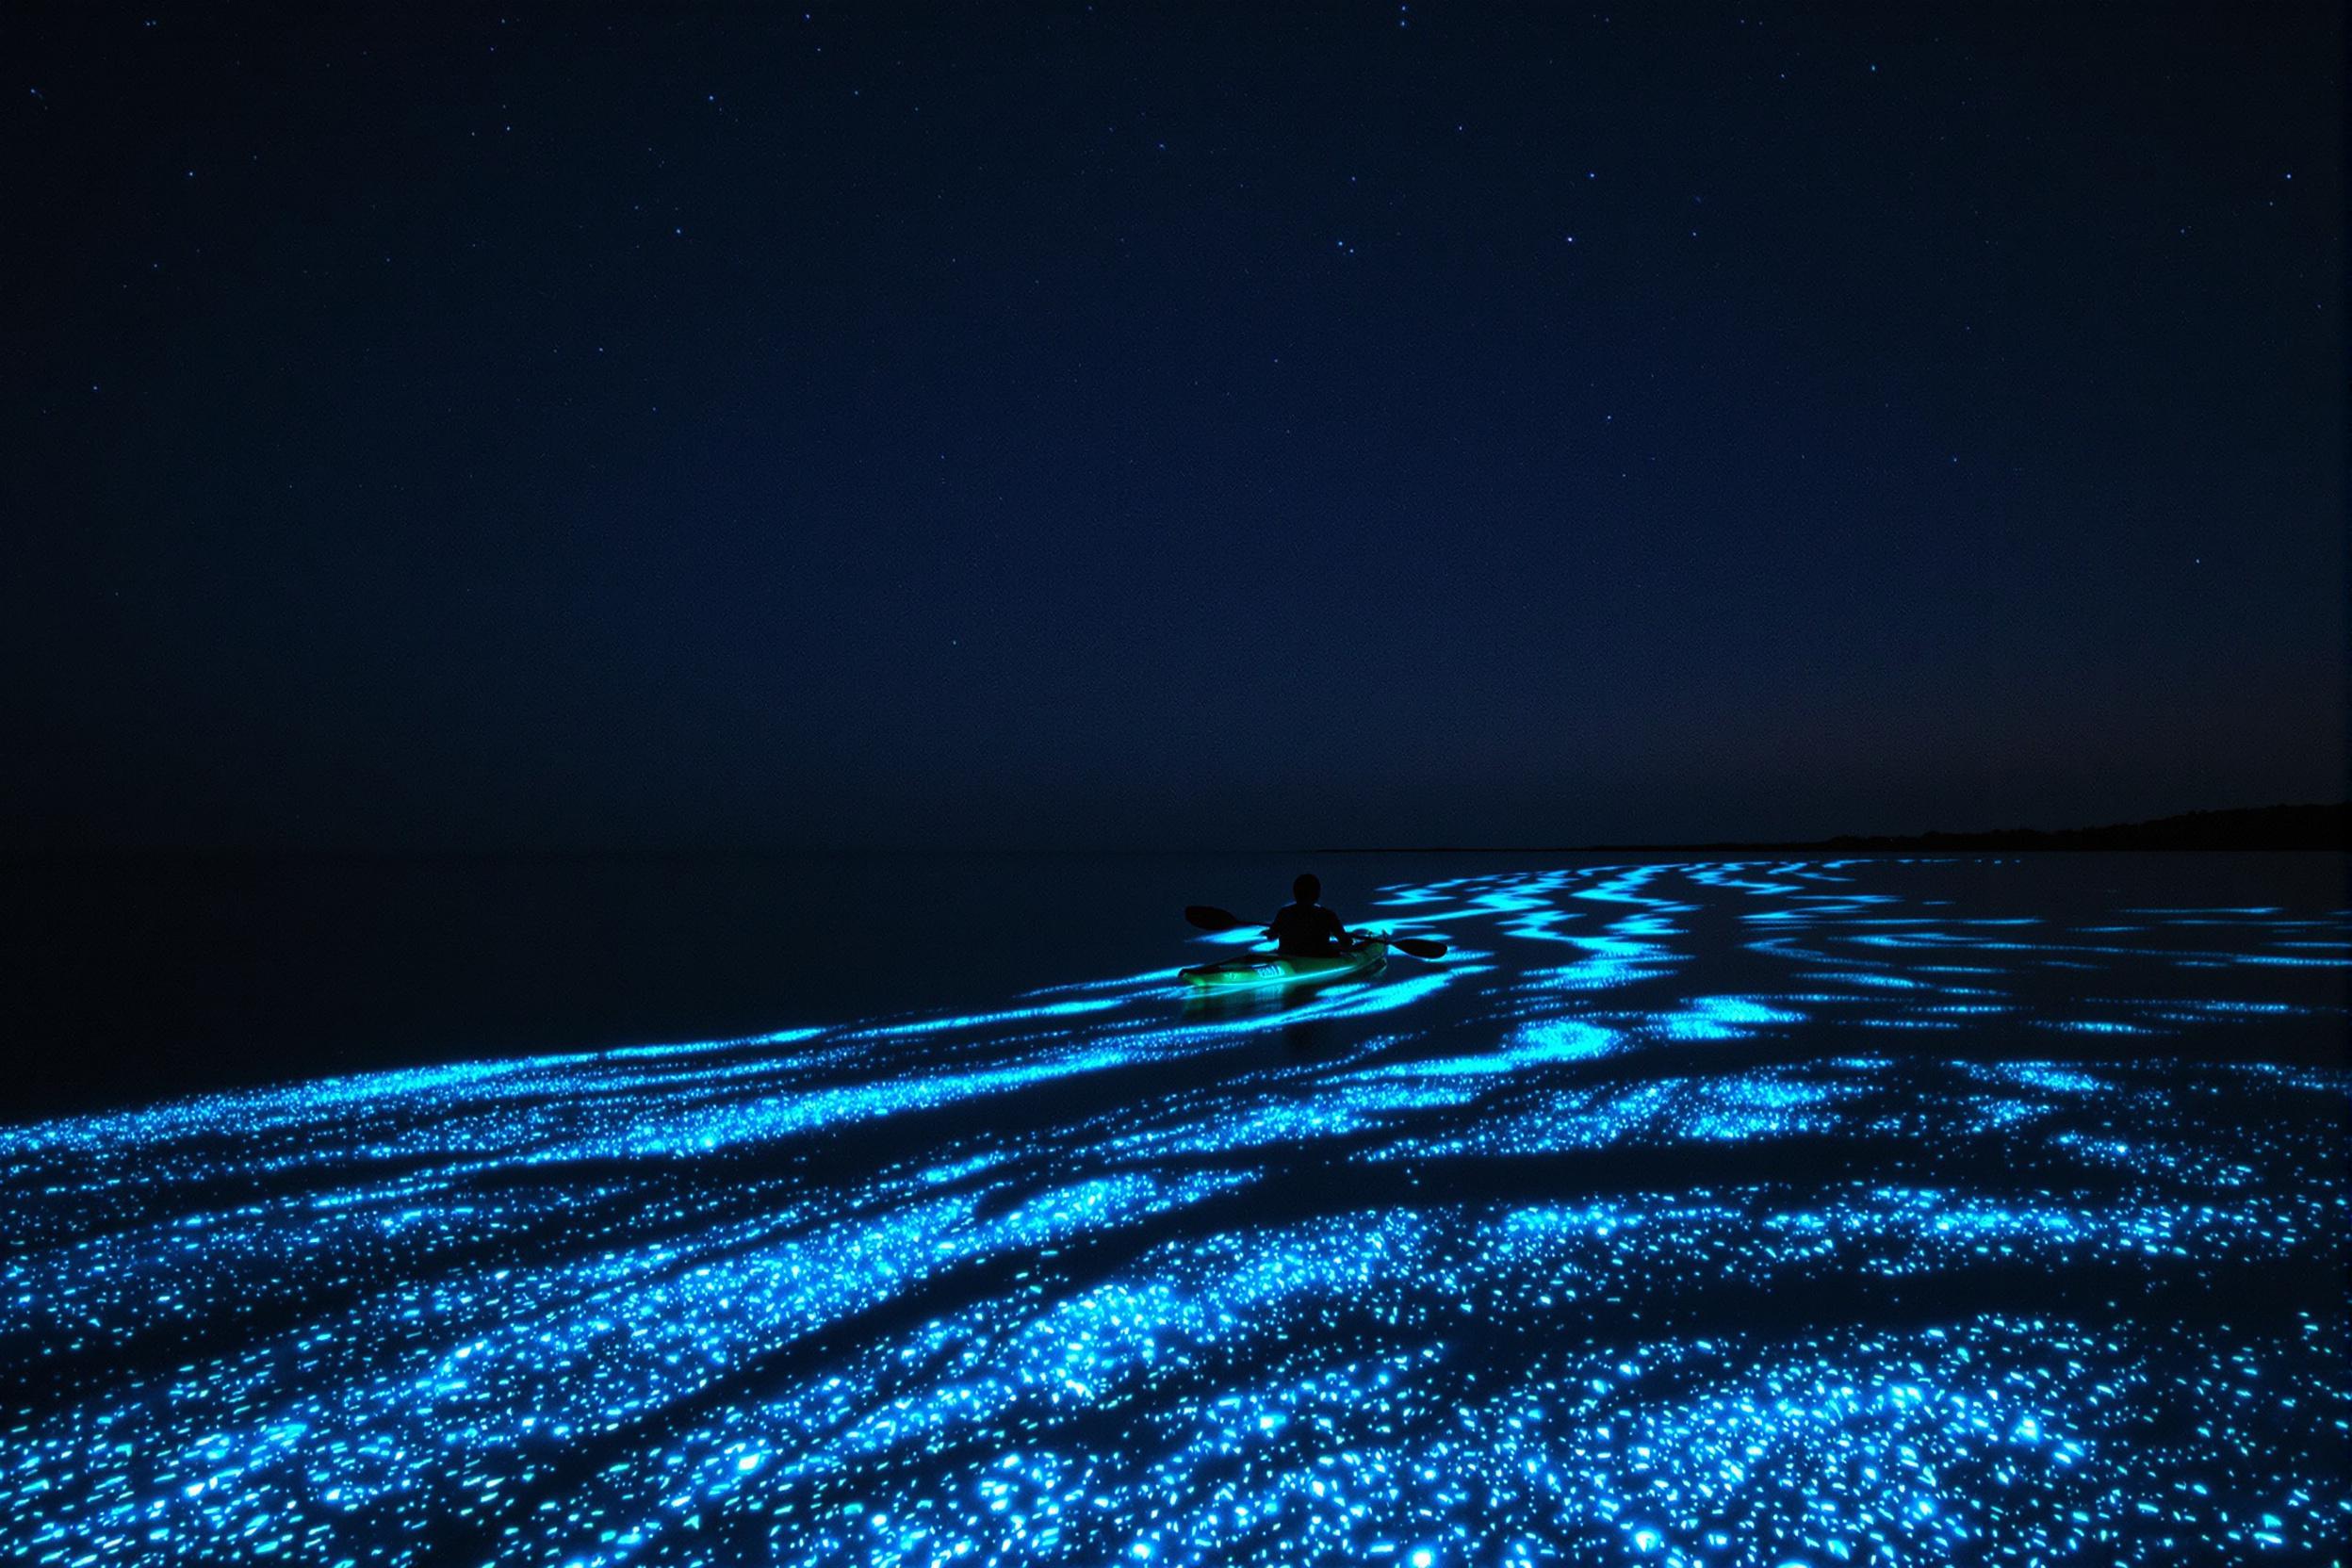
<box><xmin>1372</xmin><ymin>934</ymin><xmax>1447</xmax><ymax>959</ymax></box>
<box><xmin>1184</xmin><ymin>905</ymin><xmax>1253</xmax><ymax>932</ymax></box>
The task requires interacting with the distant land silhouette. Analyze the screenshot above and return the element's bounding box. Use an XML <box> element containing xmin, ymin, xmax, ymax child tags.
<box><xmin>1331</xmin><ymin>802</ymin><xmax>2349</xmax><ymax>855</ymax></box>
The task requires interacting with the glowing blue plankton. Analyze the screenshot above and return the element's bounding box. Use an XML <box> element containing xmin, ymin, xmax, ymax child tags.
<box><xmin>2</xmin><ymin>859</ymin><xmax>2344</xmax><ymax>1566</ymax></box>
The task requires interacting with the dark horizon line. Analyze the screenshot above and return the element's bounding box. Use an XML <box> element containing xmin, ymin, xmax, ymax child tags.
<box><xmin>1</xmin><ymin>802</ymin><xmax>2344</xmax><ymax>865</ymax></box>
<box><xmin>1313</xmin><ymin>801</ymin><xmax>2350</xmax><ymax>856</ymax></box>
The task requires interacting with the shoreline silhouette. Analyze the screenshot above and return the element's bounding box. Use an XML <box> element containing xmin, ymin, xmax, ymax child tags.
<box><xmin>1318</xmin><ymin>801</ymin><xmax>2348</xmax><ymax>855</ymax></box>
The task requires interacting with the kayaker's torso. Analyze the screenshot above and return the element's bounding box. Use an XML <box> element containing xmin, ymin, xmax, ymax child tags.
<box><xmin>1269</xmin><ymin>901</ymin><xmax>1348</xmax><ymax>956</ymax></box>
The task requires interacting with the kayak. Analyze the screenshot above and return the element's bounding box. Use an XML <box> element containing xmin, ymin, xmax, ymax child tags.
<box><xmin>1180</xmin><ymin>938</ymin><xmax>1388</xmax><ymax>990</ymax></box>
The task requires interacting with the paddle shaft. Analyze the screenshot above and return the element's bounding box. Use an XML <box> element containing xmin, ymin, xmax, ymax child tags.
<box><xmin>1183</xmin><ymin>905</ymin><xmax>1446</xmax><ymax>959</ymax></box>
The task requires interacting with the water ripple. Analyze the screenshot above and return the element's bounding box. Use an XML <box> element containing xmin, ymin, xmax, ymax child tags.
<box><xmin>4</xmin><ymin>858</ymin><xmax>2346</xmax><ymax>1565</ymax></box>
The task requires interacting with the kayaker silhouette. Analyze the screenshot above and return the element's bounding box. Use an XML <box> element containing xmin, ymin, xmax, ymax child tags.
<box><xmin>1268</xmin><ymin>874</ymin><xmax>1354</xmax><ymax>955</ymax></box>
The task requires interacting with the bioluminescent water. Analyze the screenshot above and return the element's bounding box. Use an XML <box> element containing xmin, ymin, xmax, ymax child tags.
<box><xmin>4</xmin><ymin>858</ymin><xmax>2346</xmax><ymax>1566</ymax></box>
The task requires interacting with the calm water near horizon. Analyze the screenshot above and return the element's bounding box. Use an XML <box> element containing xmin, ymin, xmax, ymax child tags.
<box><xmin>3</xmin><ymin>851</ymin><xmax>2346</xmax><ymax>1565</ymax></box>
<box><xmin>8</xmin><ymin>850</ymin><xmax>2344</xmax><ymax>1121</ymax></box>
<box><xmin>9</xmin><ymin>849</ymin><xmax>1519</xmax><ymax>1120</ymax></box>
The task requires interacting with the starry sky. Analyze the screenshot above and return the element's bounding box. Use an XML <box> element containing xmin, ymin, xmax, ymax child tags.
<box><xmin>7</xmin><ymin>4</ymin><xmax>2343</xmax><ymax>854</ymax></box>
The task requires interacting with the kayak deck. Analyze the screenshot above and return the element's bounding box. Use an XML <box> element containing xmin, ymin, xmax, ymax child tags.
<box><xmin>1180</xmin><ymin>939</ymin><xmax>1388</xmax><ymax>990</ymax></box>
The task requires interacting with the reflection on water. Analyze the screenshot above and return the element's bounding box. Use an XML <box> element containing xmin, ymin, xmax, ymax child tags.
<box><xmin>3</xmin><ymin>858</ymin><xmax>2346</xmax><ymax>1565</ymax></box>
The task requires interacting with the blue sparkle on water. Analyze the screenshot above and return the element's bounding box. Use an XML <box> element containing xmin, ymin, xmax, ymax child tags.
<box><xmin>2</xmin><ymin>858</ymin><xmax>2345</xmax><ymax>1566</ymax></box>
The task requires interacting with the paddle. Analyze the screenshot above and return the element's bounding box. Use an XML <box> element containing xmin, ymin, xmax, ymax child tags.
<box><xmin>1184</xmin><ymin>905</ymin><xmax>1448</xmax><ymax>959</ymax></box>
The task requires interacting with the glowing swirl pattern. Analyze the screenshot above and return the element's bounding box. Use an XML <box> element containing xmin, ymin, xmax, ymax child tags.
<box><xmin>3</xmin><ymin>858</ymin><xmax>2346</xmax><ymax>1566</ymax></box>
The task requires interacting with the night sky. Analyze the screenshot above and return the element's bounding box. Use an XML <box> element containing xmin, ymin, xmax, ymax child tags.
<box><xmin>8</xmin><ymin>4</ymin><xmax>2343</xmax><ymax>854</ymax></box>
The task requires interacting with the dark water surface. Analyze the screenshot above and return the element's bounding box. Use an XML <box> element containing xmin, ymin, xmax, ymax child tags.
<box><xmin>9</xmin><ymin>851</ymin><xmax>2342</xmax><ymax>1121</ymax></box>
<box><xmin>2</xmin><ymin>853</ymin><xmax>2346</xmax><ymax>1565</ymax></box>
<box><xmin>5</xmin><ymin>851</ymin><xmax>1468</xmax><ymax>1120</ymax></box>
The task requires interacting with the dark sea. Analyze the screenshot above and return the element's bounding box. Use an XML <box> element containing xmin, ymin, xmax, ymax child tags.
<box><xmin>6</xmin><ymin>850</ymin><xmax>1438</xmax><ymax>1120</ymax></box>
<box><xmin>2</xmin><ymin>851</ymin><xmax>2345</xmax><ymax>1565</ymax></box>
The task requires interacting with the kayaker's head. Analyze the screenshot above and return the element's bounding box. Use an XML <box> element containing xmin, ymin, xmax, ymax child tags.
<box><xmin>1293</xmin><ymin>873</ymin><xmax>1321</xmax><ymax>906</ymax></box>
